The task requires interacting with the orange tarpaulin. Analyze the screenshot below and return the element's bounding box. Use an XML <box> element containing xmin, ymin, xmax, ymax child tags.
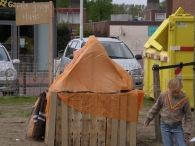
<box><xmin>57</xmin><ymin>89</ymin><xmax>144</xmax><ymax>122</ymax></box>
<box><xmin>46</xmin><ymin>36</ymin><xmax>144</xmax><ymax>121</ymax></box>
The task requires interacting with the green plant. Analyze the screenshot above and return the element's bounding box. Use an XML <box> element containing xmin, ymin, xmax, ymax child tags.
<box><xmin>0</xmin><ymin>96</ymin><xmax>38</xmax><ymax>118</ymax></box>
<box><xmin>57</xmin><ymin>22</ymin><xmax>71</xmax><ymax>55</ymax></box>
<box><xmin>76</xmin><ymin>25</ymin><xmax>94</xmax><ymax>37</ymax></box>
<box><xmin>142</xmin><ymin>96</ymin><xmax>154</xmax><ymax>108</ymax></box>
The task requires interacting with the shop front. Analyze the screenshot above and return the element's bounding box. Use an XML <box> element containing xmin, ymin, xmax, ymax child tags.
<box><xmin>0</xmin><ymin>0</ymin><xmax>56</xmax><ymax>70</ymax></box>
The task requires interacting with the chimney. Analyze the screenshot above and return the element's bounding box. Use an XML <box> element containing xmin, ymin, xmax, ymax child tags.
<box><xmin>147</xmin><ymin>0</ymin><xmax>159</xmax><ymax>9</ymax></box>
<box><xmin>166</xmin><ymin>0</ymin><xmax>173</xmax><ymax>18</ymax></box>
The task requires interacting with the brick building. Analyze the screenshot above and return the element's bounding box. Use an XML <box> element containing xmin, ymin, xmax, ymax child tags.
<box><xmin>172</xmin><ymin>0</ymin><xmax>195</xmax><ymax>15</ymax></box>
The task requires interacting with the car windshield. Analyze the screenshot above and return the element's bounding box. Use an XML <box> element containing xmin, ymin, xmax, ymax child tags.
<box><xmin>0</xmin><ymin>47</ymin><xmax>9</xmax><ymax>61</ymax></box>
<box><xmin>101</xmin><ymin>42</ymin><xmax>134</xmax><ymax>59</ymax></box>
<box><xmin>81</xmin><ymin>41</ymin><xmax>134</xmax><ymax>59</ymax></box>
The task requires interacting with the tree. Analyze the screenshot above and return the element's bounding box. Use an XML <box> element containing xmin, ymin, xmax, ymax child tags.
<box><xmin>84</xmin><ymin>0</ymin><xmax>113</xmax><ymax>22</ymax></box>
<box><xmin>57</xmin><ymin>0</ymin><xmax>69</xmax><ymax>8</ymax></box>
<box><xmin>76</xmin><ymin>25</ymin><xmax>94</xmax><ymax>37</ymax></box>
<box><xmin>112</xmin><ymin>4</ymin><xmax>146</xmax><ymax>18</ymax></box>
<box><xmin>159</xmin><ymin>0</ymin><xmax>166</xmax><ymax>10</ymax></box>
<box><xmin>57</xmin><ymin>22</ymin><xmax>71</xmax><ymax>54</ymax></box>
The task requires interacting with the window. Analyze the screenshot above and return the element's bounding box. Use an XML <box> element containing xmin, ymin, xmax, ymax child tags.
<box><xmin>155</xmin><ymin>13</ymin><xmax>166</xmax><ymax>21</ymax></box>
<box><xmin>0</xmin><ymin>47</ymin><xmax>9</xmax><ymax>61</ymax></box>
<box><xmin>65</xmin><ymin>41</ymin><xmax>78</xmax><ymax>57</ymax></box>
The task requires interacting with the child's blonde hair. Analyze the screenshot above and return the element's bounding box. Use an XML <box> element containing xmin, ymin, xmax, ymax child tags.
<box><xmin>167</xmin><ymin>78</ymin><xmax>183</xmax><ymax>90</ymax></box>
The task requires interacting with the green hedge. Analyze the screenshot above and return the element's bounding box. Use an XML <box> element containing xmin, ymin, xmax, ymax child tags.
<box><xmin>57</xmin><ymin>22</ymin><xmax>71</xmax><ymax>55</ymax></box>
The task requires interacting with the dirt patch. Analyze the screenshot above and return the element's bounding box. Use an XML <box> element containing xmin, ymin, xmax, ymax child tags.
<box><xmin>0</xmin><ymin>103</ymin><xmax>194</xmax><ymax>146</ymax></box>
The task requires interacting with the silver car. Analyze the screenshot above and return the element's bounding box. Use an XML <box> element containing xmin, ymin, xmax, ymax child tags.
<box><xmin>60</xmin><ymin>37</ymin><xmax>143</xmax><ymax>90</ymax></box>
<box><xmin>0</xmin><ymin>44</ymin><xmax>20</xmax><ymax>96</ymax></box>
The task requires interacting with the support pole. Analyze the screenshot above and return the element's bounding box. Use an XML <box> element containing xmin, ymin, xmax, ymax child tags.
<box><xmin>193</xmin><ymin>7</ymin><xmax>195</xmax><ymax>146</ymax></box>
<box><xmin>48</xmin><ymin>1</ymin><xmax>53</xmax><ymax>87</ymax></box>
<box><xmin>153</xmin><ymin>64</ymin><xmax>161</xmax><ymax>142</ymax></box>
<box><xmin>80</xmin><ymin>0</ymin><xmax>83</xmax><ymax>39</ymax></box>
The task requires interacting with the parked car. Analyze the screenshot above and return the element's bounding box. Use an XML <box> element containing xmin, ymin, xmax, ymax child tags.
<box><xmin>0</xmin><ymin>43</ymin><xmax>20</xmax><ymax>96</ymax></box>
<box><xmin>60</xmin><ymin>37</ymin><xmax>143</xmax><ymax>90</ymax></box>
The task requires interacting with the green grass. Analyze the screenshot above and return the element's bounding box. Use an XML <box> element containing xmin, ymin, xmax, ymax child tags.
<box><xmin>0</xmin><ymin>95</ymin><xmax>38</xmax><ymax>105</ymax></box>
<box><xmin>0</xmin><ymin>95</ymin><xmax>39</xmax><ymax>118</ymax></box>
<box><xmin>142</xmin><ymin>96</ymin><xmax>155</xmax><ymax>108</ymax></box>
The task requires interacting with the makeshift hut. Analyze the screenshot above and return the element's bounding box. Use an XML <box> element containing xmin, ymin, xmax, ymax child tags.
<box><xmin>45</xmin><ymin>36</ymin><xmax>144</xmax><ymax>146</ymax></box>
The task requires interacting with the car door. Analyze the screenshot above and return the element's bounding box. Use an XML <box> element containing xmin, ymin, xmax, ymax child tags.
<box><xmin>60</xmin><ymin>41</ymin><xmax>78</xmax><ymax>72</ymax></box>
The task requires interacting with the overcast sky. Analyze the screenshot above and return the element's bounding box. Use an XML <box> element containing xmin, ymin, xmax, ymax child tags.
<box><xmin>112</xmin><ymin>0</ymin><xmax>163</xmax><ymax>5</ymax></box>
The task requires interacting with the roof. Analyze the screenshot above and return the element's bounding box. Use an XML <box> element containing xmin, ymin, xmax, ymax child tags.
<box><xmin>75</xmin><ymin>37</ymin><xmax>122</xmax><ymax>43</ymax></box>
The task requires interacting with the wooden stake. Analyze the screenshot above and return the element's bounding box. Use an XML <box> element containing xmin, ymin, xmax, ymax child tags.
<box><xmin>153</xmin><ymin>64</ymin><xmax>161</xmax><ymax>142</ymax></box>
<box><xmin>48</xmin><ymin>1</ymin><xmax>53</xmax><ymax>87</ymax></box>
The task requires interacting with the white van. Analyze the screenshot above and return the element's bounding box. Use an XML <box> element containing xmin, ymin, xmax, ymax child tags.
<box><xmin>60</xmin><ymin>37</ymin><xmax>143</xmax><ymax>90</ymax></box>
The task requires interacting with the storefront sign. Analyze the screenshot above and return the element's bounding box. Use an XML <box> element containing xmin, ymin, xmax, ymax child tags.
<box><xmin>0</xmin><ymin>0</ymin><xmax>56</xmax><ymax>8</ymax></box>
<box><xmin>15</xmin><ymin>2</ymin><xmax>52</xmax><ymax>25</ymax></box>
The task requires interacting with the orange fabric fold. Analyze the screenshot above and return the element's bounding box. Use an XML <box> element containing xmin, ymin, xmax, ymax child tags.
<box><xmin>45</xmin><ymin>36</ymin><xmax>144</xmax><ymax>121</ymax></box>
<box><xmin>55</xmin><ymin>89</ymin><xmax>143</xmax><ymax>122</ymax></box>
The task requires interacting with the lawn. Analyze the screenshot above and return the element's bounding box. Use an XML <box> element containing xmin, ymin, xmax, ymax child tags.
<box><xmin>0</xmin><ymin>96</ymin><xmax>38</xmax><ymax>118</ymax></box>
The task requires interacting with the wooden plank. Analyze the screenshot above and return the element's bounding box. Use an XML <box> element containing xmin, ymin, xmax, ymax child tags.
<box><xmin>126</xmin><ymin>95</ymin><xmax>137</xmax><ymax>146</ymax></box>
<box><xmin>111</xmin><ymin>119</ymin><xmax>118</xmax><ymax>146</ymax></box>
<box><xmin>117</xmin><ymin>96</ymin><xmax>121</xmax><ymax>146</ymax></box>
<box><xmin>120</xmin><ymin>120</ymin><xmax>126</xmax><ymax>146</ymax></box>
<box><xmin>89</xmin><ymin>114</ymin><xmax>98</xmax><ymax>146</ymax></box>
<box><xmin>55</xmin><ymin>97</ymin><xmax>62</xmax><ymax>146</ymax></box>
<box><xmin>111</xmin><ymin>95</ymin><xmax>119</xmax><ymax>146</ymax></box>
<box><xmin>117</xmin><ymin>119</ymin><xmax>120</xmax><ymax>146</ymax></box>
<box><xmin>46</xmin><ymin>92</ymin><xmax>57</xmax><ymax>146</ymax></box>
<box><xmin>73</xmin><ymin>108</ymin><xmax>80</xmax><ymax>146</ymax></box>
<box><xmin>61</xmin><ymin>100</ymin><xmax>68</xmax><ymax>146</ymax></box>
<box><xmin>126</xmin><ymin>122</ymin><xmax>130</xmax><ymax>146</ymax></box>
<box><xmin>81</xmin><ymin>112</ymin><xmax>90</xmax><ymax>145</ymax></box>
<box><xmin>98</xmin><ymin>116</ymin><xmax>106</xmax><ymax>146</ymax></box>
<box><xmin>45</xmin><ymin>118</ymin><xmax>49</xmax><ymax>145</ymax></box>
<box><xmin>68</xmin><ymin>106</ymin><xmax>73</xmax><ymax>146</ymax></box>
<box><xmin>129</xmin><ymin>122</ymin><xmax>136</xmax><ymax>146</ymax></box>
<box><xmin>106</xmin><ymin>118</ymin><xmax>111</xmax><ymax>146</ymax></box>
<box><xmin>119</xmin><ymin>95</ymin><xmax>127</xmax><ymax>146</ymax></box>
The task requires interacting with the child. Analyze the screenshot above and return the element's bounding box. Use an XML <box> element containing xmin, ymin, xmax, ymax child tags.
<box><xmin>144</xmin><ymin>78</ymin><xmax>193</xmax><ymax>146</ymax></box>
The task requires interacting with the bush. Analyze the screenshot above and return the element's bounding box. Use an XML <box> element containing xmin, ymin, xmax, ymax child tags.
<box><xmin>57</xmin><ymin>22</ymin><xmax>71</xmax><ymax>55</ymax></box>
<box><xmin>76</xmin><ymin>25</ymin><xmax>94</xmax><ymax>37</ymax></box>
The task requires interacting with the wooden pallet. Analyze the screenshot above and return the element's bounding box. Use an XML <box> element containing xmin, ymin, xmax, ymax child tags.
<box><xmin>45</xmin><ymin>92</ymin><xmax>137</xmax><ymax>146</ymax></box>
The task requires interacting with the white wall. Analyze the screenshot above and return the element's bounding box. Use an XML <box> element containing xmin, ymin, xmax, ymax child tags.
<box><xmin>58</xmin><ymin>13</ymin><xmax>80</xmax><ymax>24</ymax></box>
<box><xmin>110</xmin><ymin>25</ymin><xmax>150</xmax><ymax>56</ymax></box>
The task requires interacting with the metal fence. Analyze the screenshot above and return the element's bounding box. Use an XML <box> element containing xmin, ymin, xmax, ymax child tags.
<box><xmin>0</xmin><ymin>60</ymin><xmax>61</xmax><ymax>97</ymax></box>
<box><xmin>0</xmin><ymin>59</ymin><xmax>143</xmax><ymax>97</ymax></box>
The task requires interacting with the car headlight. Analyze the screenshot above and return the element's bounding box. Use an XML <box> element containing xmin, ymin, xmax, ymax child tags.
<box><xmin>0</xmin><ymin>71</ymin><xmax>6</xmax><ymax>77</ymax></box>
<box><xmin>129</xmin><ymin>68</ymin><xmax>143</xmax><ymax>75</ymax></box>
<box><xmin>5</xmin><ymin>68</ymin><xmax>16</xmax><ymax>77</ymax></box>
<box><xmin>0</xmin><ymin>69</ymin><xmax>16</xmax><ymax>77</ymax></box>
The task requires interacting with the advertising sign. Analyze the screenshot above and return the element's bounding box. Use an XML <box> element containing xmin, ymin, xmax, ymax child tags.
<box><xmin>0</xmin><ymin>0</ymin><xmax>56</xmax><ymax>8</ymax></box>
<box><xmin>15</xmin><ymin>2</ymin><xmax>52</xmax><ymax>25</ymax></box>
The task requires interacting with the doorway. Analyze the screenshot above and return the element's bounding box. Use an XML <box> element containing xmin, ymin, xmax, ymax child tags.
<box><xmin>0</xmin><ymin>21</ymin><xmax>16</xmax><ymax>58</ymax></box>
<box><xmin>18</xmin><ymin>25</ymin><xmax>34</xmax><ymax>64</ymax></box>
<box><xmin>0</xmin><ymin>21</ymin><xmax>34</xmax><ymax>64</ymax></box>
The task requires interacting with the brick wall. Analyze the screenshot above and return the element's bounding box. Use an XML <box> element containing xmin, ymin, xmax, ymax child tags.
<box><xmin>139</xmin><ymin>11</ymin><xmax>151</xmax><ymax>21</ymax></box>
<box><xmin>173</xmin><ymin>0</ymin><xmax>195</xmax><ymax>15</ymax></box>
<box><xmin>139</xmin><ymin>10</ymin><xmax>166</xmax><ymax>21</ymax></box>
